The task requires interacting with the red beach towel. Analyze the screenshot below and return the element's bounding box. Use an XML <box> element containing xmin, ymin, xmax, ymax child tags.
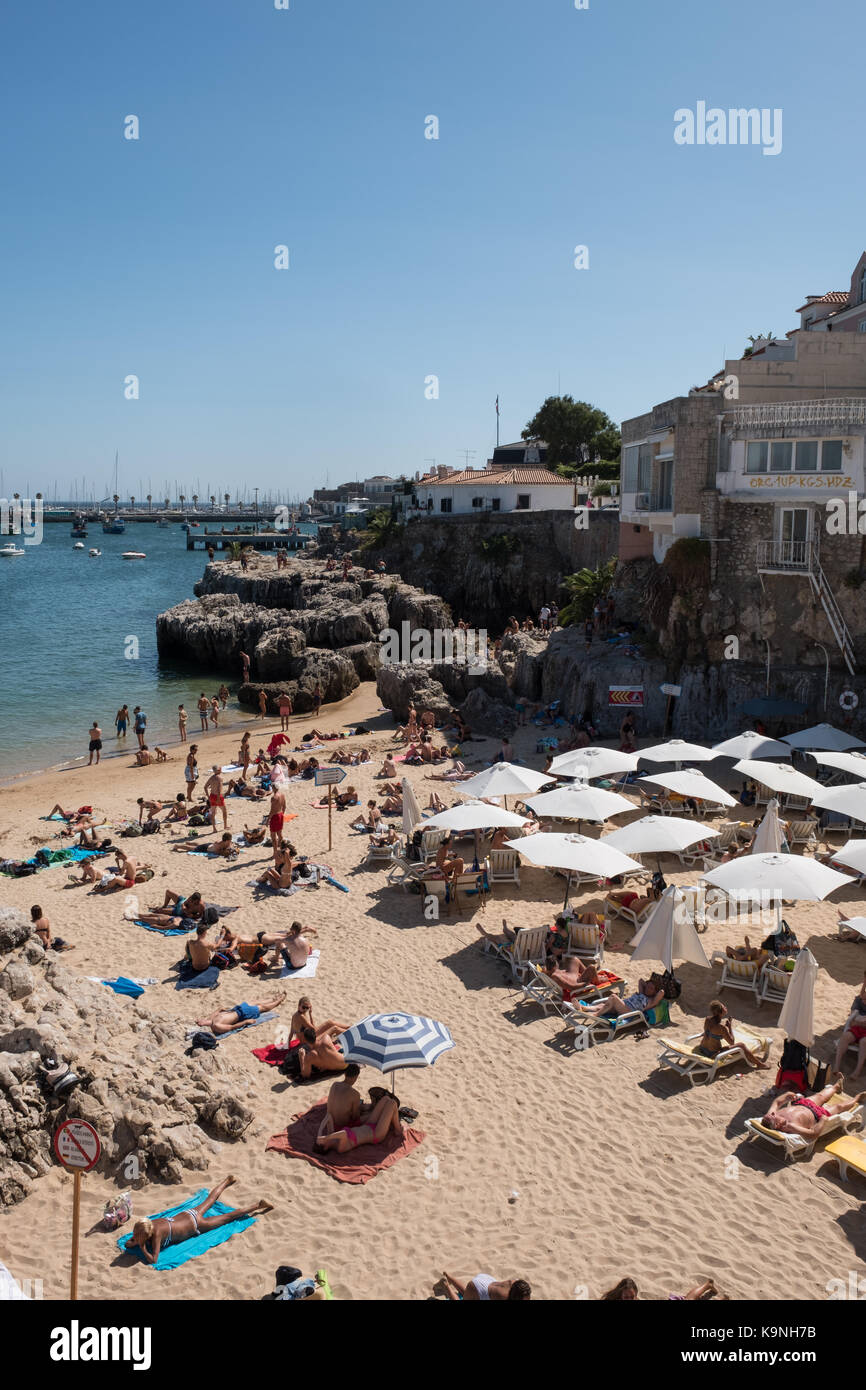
<box><xmin>266</xmin><ymin>1101</ymin><xmax>425</xmax><ymax>1185</ymax></box>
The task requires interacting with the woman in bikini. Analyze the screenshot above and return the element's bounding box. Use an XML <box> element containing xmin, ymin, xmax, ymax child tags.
<box><xmin>571</xmin><ymin>973</ymin><xmax>666</xmax><ymax>1018</ymax></box>
<box><xmin>834</xmin><ymin>975</ymin><xmax>866</xmax><ymax>1076</ymax></box>
<box><xmin>129</xmin><ymin>1176</ymin><xmax>272</xmax><ymax>1264</ymax></box>
<box><xmin>696</xmin><ymin>1000</ymin><xmax>768</xmax><ymax>1069</ymax></box>
<box><xmin>258</xmin><ymin>842</ymin><xmax>295</xmax><ymax>890</ymax></box>
<box><xmin>289</xmin><ymin>996</ymin><xmax>349</xmax><ymax>1045</ymax></box>
<box><xmin>761</xmin><ymin>1078</ymin><xmax>866</xmax><ymax>1138</ymax></box>
<box><xmin>315</xmin><ymin>1093</ymin><xmax>402</xmax><ymax>1153</ymax></box>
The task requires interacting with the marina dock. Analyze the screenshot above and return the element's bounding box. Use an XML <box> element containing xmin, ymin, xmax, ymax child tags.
<box><xmin>184</xmin><ymin>528</ymin><xmax>314</xmax><ymax>551</ymax></box>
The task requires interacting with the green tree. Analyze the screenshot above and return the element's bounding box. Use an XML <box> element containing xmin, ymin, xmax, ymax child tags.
<box><xmin>359</xmin><ymin>508</ymin><xmax>402</xmax><ymax>550</ymax></box>
<box><xmin>522</xmin><ymin>396</ymin><xmax>620</xmax><ymax>473</ymax></box>
<box><xmin>558</xmin><ymin>559</ymin><xmax>616</xmax><ymax>626</ymax></box>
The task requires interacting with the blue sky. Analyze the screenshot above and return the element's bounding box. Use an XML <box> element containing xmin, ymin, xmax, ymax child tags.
<box><xmin>1</xmin><ymin>0</ymin><xmax>864</xmax><ymax>501</ymax></box>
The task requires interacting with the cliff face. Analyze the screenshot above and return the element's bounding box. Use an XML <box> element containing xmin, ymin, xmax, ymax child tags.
<box><xmin>156</xmin><ymin>560</ymin><xmax>451</xmax><ymax>713</ymax></box>
<box><xmin>370</xmin><ymin>509</ymin><xmax>619</xmax><ymax>628</ymax></box>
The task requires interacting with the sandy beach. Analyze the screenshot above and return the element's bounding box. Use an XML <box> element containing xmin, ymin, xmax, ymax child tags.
<box><xmin>2</xmin><ymin>686</ymin><xmax>866</xmax><ymax>1303</ymax></box>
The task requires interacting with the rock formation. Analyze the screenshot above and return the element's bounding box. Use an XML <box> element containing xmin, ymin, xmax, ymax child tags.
<box><xmin>0</xmin><ymin>907</ymin><xmax>254</xmax><ymax>1208</ymax></box>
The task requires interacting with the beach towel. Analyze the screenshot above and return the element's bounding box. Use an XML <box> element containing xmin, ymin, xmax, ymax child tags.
<box><xmin>175</xmin><ymin>965</ymin><xmax>221</xmax><ymax>991</ymax></box>
<box><xmin>279</xmin><ymin>949</ymin><xmax>320</xmax><ymax>980</ymax></box>
<box><xmin>266</xmin><ymin>1102</ymin><xmax>425</xmax><ymax>1186</ymax></box>
<box><xmin>185</xmin><ymin>1010</ymin><xmax>277</xmax><ymax>1042</ymax></box>
<box><xmin>117</xmin><ymin>1190</ymin><xmax>256</xmax><ymax>1270</ymax></box>
<box><xmin>135</xmin><ymin>920</ymin><xmax>190</xmax><ymax>937</ymax></box>
<box><xmin>88</xmin><ymin>976</ymin><xmax>149</xmax><ymax>998</ymax></box>
<box><xmin>252</xmin><ymin>1043</ymin><xmax>292</xmax><ymax>1067</ymax></box>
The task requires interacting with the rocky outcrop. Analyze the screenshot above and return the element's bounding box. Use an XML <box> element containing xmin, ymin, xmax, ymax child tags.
<box><xmin>157</xmin><ymin>560</ymin><xmax>451</xmax><ymax>713</ymax></box>
<box><xmin>375</xmin><ymin>665</ymin><xmax>453</xmax><ymax>723</ymax></box>
<box><xmin>0</xmin><ymin>910</ymin><xmax>255</xmax><ymax>1207</ymax></box>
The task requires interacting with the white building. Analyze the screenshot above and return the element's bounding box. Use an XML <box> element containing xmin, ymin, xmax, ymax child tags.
<box><xmin>412</xmin><ymin>465</ymin><xmax>576</xmax><ymax>515</ymax></box>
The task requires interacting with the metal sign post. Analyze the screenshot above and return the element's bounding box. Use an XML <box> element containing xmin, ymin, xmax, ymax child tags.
<box><xmin>314</xmin><ymin>766</ymin><xmax>347</xmax><ymax>853</ymax></box>
<box><xmin>54</xmin><ymin>1119</ymin><xmax>101</xmax><ymax>1300</ymax></box>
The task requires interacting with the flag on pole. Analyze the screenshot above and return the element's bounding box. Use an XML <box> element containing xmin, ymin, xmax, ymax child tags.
<box><xmin>495</xmin><ymin>396</ymin><xmax>499</xmax><ymax>415</ymax></box>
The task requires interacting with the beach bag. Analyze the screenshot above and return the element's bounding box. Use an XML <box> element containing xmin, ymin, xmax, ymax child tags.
<box><xmin>211</xmin><ymin>950</ymin><xmax>234</xmax><ymax>971</ymax></box>
<box><xmin>141</xmin><ymin>819</ymin><xmax>160</xmax><ymax>835</ymax></box>
<box><xmin>121</xmin><ymin>823</ymin><xmax>143</xmax><ymax>838</ymax></box>
<box><xmin>659</xmin><ymin>969</ymin><xmax>682</xmax><ymax>1001</ymax></box>
<box><xmin>811</xmin><ymin>1059</ymin><xmax>830</xmax><ymax>1092</ymax></box>
<box><xmin>775</xmin><ymin>1038</ymin><xmax>809</xmax><ymax>1091</ymax></box>
<box><xmin>188</xmin><ymin>813</ymin><xmax>208</xmax><ymax>826</ymax></box>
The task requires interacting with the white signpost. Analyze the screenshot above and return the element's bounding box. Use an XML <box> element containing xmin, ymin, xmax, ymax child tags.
<box><xmin>54</xmin><ymin>1119</ymin><xmax>101</xmax><ymax>1300</ymax></box>
<box><xmin>315</xmin><ymin>766</ymin><xmax>347</xmax><ymax>848</ymax></box>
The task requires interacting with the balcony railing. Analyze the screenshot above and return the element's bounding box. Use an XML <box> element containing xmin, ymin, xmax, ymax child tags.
<box><xmin>728</xmin><ymin>398</ymin><xmax>866</xmax><ymax>429</ymax></box>
<box><xmin>756</xmin><ymin>539</ymin><xmax>814</xmax><ymax>573</ymax></box>
<box><xmin>634</xmin><ymin>491</ymin><xmax>673</xmax><ymax>513</ymax></box>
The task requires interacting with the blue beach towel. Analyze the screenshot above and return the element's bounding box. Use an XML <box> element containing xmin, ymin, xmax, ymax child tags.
<box><xmin>175</xmin><ymin>965</ymin><xmax>221</xmax><ymax>991</ymax></box>
<box><xmin>101</xmin><ymin>976</ymin><xmax>145</xmax><ymax>998</ymax></box>
<box><xmin>135</xmin><ymin>920</ymin><xmax>190</xmax><ymax>937</ymax></box>
<box><xmin>117</xmin><ymin>1190</ymin><xmax>256</xmax><ymax>1270</ymax></box>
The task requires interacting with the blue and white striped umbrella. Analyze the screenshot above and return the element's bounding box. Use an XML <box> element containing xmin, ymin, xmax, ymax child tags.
<box><xmin>339</xmin><ymin>1012</ymin><xmax>454</xmax><ymax>1086</ymax></box>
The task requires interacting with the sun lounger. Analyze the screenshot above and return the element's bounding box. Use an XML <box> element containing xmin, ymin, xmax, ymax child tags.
<box><xmin>755</xmin><ymin>961</ymin><xmax>793</xmax><ymax>1007</ymax></box>
<box><xmin>656</xmin><ymin>1025</ymin><xmax>769</xmax><ymax>1087</ymax></box>
<box><xmin>520</xmin><ymin>963</ymin><xmax>625</xmax><ymax>1018</ymax></box>
<box><xmin>565</xmin><ymin>918</ymin><xmax>604</xmax><ymax>965</ymax></box>
<box><xmin>386</xmin><ymin>855</ymin><xmax>427</xmax><ymax>888</ymax></box>
<box><xmin>605</xmin><ymin>896</ymin><xmax>655</xmax><ymax>932</ymax></box>
<box><xmin>788</xmin><ymin>819</ymin><xmax>817</xmax><ymax>850</ymax></box>
<box><xmin>825</xmin><ymin>1133</ymin><xmax>866</xmax><ymax>1184</ymax></box>
<box><xmin>488</xmin><ymin>848</ymin><xmax>520</xmax><ymax>886</ymax></box>
<box><xmin>710</xmin><ymin>949</ymin><xmax>761</xmax><ymax>999</ymax></box>
<box><xmin>569</xmin><ymin>999</ymin><xmax>670</xmax><ymax>1050</ymax></box>
<box><xmin>366</xmin><ymin>840</ymin><xmax>397</xmax><ymax>865</ymax></box>
<box><xmin>743</xmin><ymin>1101</ymin><xmax>863</xmax><ymax>1161</ymax></box>
<box><xmin>482</xmin><ymin>923</ymin><xmax>548</xmax><ymax>980</ymax></box>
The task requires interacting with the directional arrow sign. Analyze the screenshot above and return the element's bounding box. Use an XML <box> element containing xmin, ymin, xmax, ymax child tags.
<box><xmin>659</xmin><ymin>683</ymin><xmax>682</xmax><ymax>698</ymax></box>
<box><xmin>315</xmin><ymin>766</ymin><xmax>347</xmax><ymax>786</ymax></box>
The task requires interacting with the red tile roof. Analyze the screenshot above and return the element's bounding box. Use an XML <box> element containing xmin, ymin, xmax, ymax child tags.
<box><xmin>796</xmin><ymin>291</ymin><xmax>849</xmax><ymax>312</ymax></box>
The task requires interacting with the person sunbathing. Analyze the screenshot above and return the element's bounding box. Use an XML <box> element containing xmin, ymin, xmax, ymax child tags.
<box><xmin>164</xmin><ymin>795</ymin><xmax>189</xmax><ymax>823</ymax></box>
<box><xmin>327</xmin><ymin>749</ymin><xmax>352</xmax><ymax>765</ymax></box>
<box><xmin>371</xmin><ymin>824</ymin><xmax>399</xmax><ymax>846</ymax></box>
<box><xmin>129</xmin><ymin>1177</ymin><xmax>272</xmax><ymax>1264</ymax></box>
<box><xmin>290</xmin><ymin>996</ymin><xmax>349</xmax><ymax>1045</ymax></box>
<box><xmin>435</xmin><ymin>839</ymin><xmax>465</xmax><ymax>881</ymax></box>
<box><xmin>475</xmin><ymin>918</ymin><xmax>520</xmax><ymax>951</ymax></box>
<box><xmin>377</xmin><ymin>756</ymin><xmax>398</xmax><ymax>779</ymax></box>
<box><xmin>357</xmin><ymin>747</ymin><xmax>371</xmax><ymax>763</ymax></box>
<box><xmin>572</xmin><ymin>973</ymin><xmax>666</xmax><ymax>1018</ymax></box>
<box><xmin>696</xmin><ymin>1000</ymin><xmax>768</xmax><ymax>1069</ymax></box>
<box><xmin>195</xmin><ymin>994</ymin><xmax>286</xmax><ymax>1035</ymax></box>
<box><xmin>724</xmin><ymin>935</ymin><xmax>768</xmax><ymax>965</ymax></box>
<box><xmin>225</xmin><ymin>778</ymin><xmax>267</xmax><ymax>799</ymax></box>
<box><xmin>30</xmin><ymin>904</ymin><xmax>74</xmax><ymax>953</ymax></box>
<box><xmin>355</xmin><ymin>800</ymin><xmax>381</xmax><ymax>831</ymax></box>
<box><xmin>135</xmin><ymin>746</ymin><xmax>152</xmax><ymax>766</ymax></box>
<box><xmin>76</xmin><ymin>824</ymin><xmax>110</xmax><ymax>850</ymax></box>
<box><xmin>545</xmin><ymin>956</ymin><xmax>603</xmax><ymax>997</ymax></box>
<box><xmin>136</xmin><ymin>889</ymin><xmax>206</xmax><ymax>926</ymax></box>
<box><xmin>602</xmin><ymin>1277</ymin><xmax>724</xmax><ymax>1301</ymax></box>
<box><xmin>315</xmin><ymin>1092</ymin><xmax>401</xmax><ymax>1150</ymax></box>
<box><xmin>242</xmin><ymin>823</ymin><xmax>267</xmax><ymax>845</ymax></box>
<box><xmin>442</xmin><ymin>1271</ymin><xmax>531</xmax><ymax>1301</ymax></box>
<box><xmin>760</xmin><ymin>1079</ymin><xmax>865</xmax><ymax>1137</ymax></box>
<box><xmin>257</xmin><ymin>843</ymin><xmax>295</xmax><ymax>890</ymax></box>
<box><xmin>70</xmin><ymin>849</ymin><xmax>139</xmax><ymax>891</ymax></box>
<box><xmin>186</xmin><ymin>923</ymin><xmax>219</xmax><ymax>972</ymax></box>
<box><xmin>299</xmin><ymin>1027</ymin><xmax>346</xmax><ymax>1078</ymax></box>
<box><xmin>316</xmin><ymin>1064</ymin><xmax>364</xmax><ymax>1137</ymax></box>
<box><xmin>425</xmin><ymin>763</ymin><xmax>471</xmax><ymax>781</ymax></box>
<box><xmin>173</xmin><ymin>831</ymin><xmax>238</xmax><ymax>858</ymax></box>
<box><xmin>380</xmin><ymin>792</ymin><xmax>403</xmax><ymax>814</ymax></box>
<box><xmin>605</xmin><ymin>886</ymin><xmax>661</xmax><ymax>919</ymax></box>
<box><xmin>334</xmin><ymin>785</ymin><xmax>358</xmax><ymax>808</ymax></box>
<box><xmin>426</xmin><ymin>791</ymin><xmax>447</xmax><ymax>813</ymax></box>
<box><xmin>833</xmin><ymin>977</ymin><xmax>866</xmax><ymax>1075</ymax></box>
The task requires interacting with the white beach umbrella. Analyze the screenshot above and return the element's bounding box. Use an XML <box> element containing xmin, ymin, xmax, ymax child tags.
<box><xmin>809</xmin><ymin>749</ymin><xmax>866</xmax><ymax>779</ymax></box>
<box><xmin>829</xmin><ymin>840</ymin><xmax>866</xmax><ymax>875</ymax></box>
<box><xmin>422</xmin><ymin>800</ymin><xmax>529</xmax><ymax>832</ymax></box>
<box><xmin>638</xmin><ymin>739</ymin><xmax>716</xmax><ymax>765</ymax></box>
<box><xmin>810</xmin><ymin>782</ymin><xmax>866</xmax><ymax>820</ymax></box>
<box><xmin>639</xmin><ymin>768</ymin><xmax>737</xmax><ymax>807</ymax></box>
<box><xmin>548</xmin><ymin>746</ymin><xmax>639</xmax><ymax>779</ymax></box>
<box><xmin>602</xmin><ymin>814</ymin><xmax>719</xmax><ymax>857</ymax></box>
<box><xmin>751</xmin><ymin>799</ymin><xmax>784</xmax><ymax>855</ymax></box>
<box><xmin>630</xmin><ymin>885</ymin><xmax>711</xmax><ymax>970</ymax></box>
<box><xmin>523</xmin><ymin>782</ymin><xmax>633</xmax><ymax>826</ymax></box>
<box><xmin>503</xmin><ymin>831</ymin><xmax>641</xmax><ymax>906</ymax></box>
<box><xmin>703</xmin><ymin>852</ymin><xmax>851</xmax><ymax>902</ymax></box>
<box><xmin>777</xmin><ymin>948</ymin><xmax>819</xmax><ymax>1048</ymax></box>
<box><xmin>837</xmin><ymin>916</ymin><xmax>866</xmax><ymax>940</ymax></box>
<box><xmin>401</xmin><ymin>777</ymin><xmax>423</xmax><ymax>837</ymax></box>
<box><xmin>783</xmin><ymin>724</ymin><xmax>865</xmax><ymax>752</ymax></box>
<box><xmin>712</xmin><ymin>731</ymin><xmax>791</xmax><ymax>761</ymax></box>
<box><xmin>732</xmin><ymin>759</ymin><xmax>823</xmax><ymax>802</ymax></box>
<box><xmin>459</xmin><ymin>762</ymin><xmax>552</xmax><ymax>807</ymax></box>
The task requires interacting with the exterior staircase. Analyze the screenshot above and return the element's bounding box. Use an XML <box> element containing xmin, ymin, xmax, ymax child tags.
<box><xmin>807</xmin><ymin>542</ymin><xmax>856</xmax><ymax>675</ymax></box>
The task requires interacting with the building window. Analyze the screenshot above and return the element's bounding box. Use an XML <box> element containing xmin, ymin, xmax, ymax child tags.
<box><xmin>622</xmin><ymin>445</ymin><xmax>639</xmax><ymax>492</ymax></box>
<box><xmin>770</xmin><ymin>442</ymin><xmax>793</xmax><ymax>472</ymax></box>
<box><xmin>794</xmin><ymin>441</ymin><xmax>818</xmax><ymax>472</ymax></box>
<box><xmin>440</xmin><ymin>498</ymin><xmax>451</xmax><ymax>513</ymax></box>
<box><xmin>860</xmin><ymin>267</ymin><xmax>866</xmax><ymax>304</ymax></box>
<box><xmin>746</xmin><ymin>441</ymin><xmax>768</xmax><ymax>473</ymax></box>
<box><xmin>471</xmin><ymin>496</ymin><xmax>484</xmax><ymax>508</ymax></box>
<box><xmin>821</xmin><ymin>440</ymin><xmax>844</xmax><ymax>472</ymax></box>
<box><xmin>859</xmin><ymin>319</ymin><xmax>866</xmax><ymax>333</ymax></box>
<box><xmin>515</xmin><ymin>494</ymin><xmax>531</xmax><ymax>510</ymax></box>
<box><xmin>491</xmin><ymin>497</ymin><xmax>500</xmax><ymax>511</ymax></box>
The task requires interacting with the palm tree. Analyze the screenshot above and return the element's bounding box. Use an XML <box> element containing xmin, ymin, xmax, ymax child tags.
<box><xmin>179</xmin><ymin>494</ymin><xmax>185</xmax><ymax>511</ymax></box>
<box><xmin>192</xmin><ymin>493</ymin><xmax>198</xmax><ymax>511</ymax></box>
<box><xmin>224</xmin><ymin>493</ymin><xmax>230</xmax><ymax>511</ymax></box>
<box><xmin>113</xmin><ymin>493</ymin><xmax>119</xmax><ymax>514</ymax></box>
<box><xmin>130</xmin><ymin>495</ymin><xmax>135</xmax><ymax>510</ymax></box>
<box><xmin>558</xmin><ymin>559</ymin><xmax>616</xmax><ymax>626</ymax></box>
<box><xmin>164</xmin><ymin>497</ymin><xmax>170</xmax><ymax>511</ymax></box>
<box><xmin>210</xmin><ymin>495</ymin><xmax>216</xmax><ymax>511</ymax></box>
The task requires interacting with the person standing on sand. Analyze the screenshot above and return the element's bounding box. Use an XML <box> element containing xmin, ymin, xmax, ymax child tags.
<box><xmin>268</xmin><ymin>786</ymin><xmax>286</xmax><ymax>861</ymax></box>
<box><xmin>313</xmin><ymin>680</ymin><xmax>322</xmax><ymax>718</ymax></box>
<box><xmin>197</xmin><ymin>693</ymin><xmax>210</xmax><ymax>732</ymax></box>
<box><xmin>241</xmin><ymin>651</ymin><xmax>251</xmax><ymax>683</ymax></box>
<box><xmin>185</xmin><ymin>745</ymin><xmax>199</xmax><ymax>799</ymax></box>
<box><xmin>115</xmin><ymin>705</ymin><xmax>129</xmax><ymax>739</ymax></box>
<box><xmin>205</xmin><ymin>765</ymin><xmax>229</xmax><ymax>830</ymax></box>
<box><xmin>178</xmin><ymin>704</ymin><xmax>188</xmax><ymax>742</ymax></box>
<box><xmin>88</xmin><ymin>720</ymin><xmax>102</xmax><ymax>765</ymax></box>
<box><xmin>133</xmin><ymin>707</ymin><xmax>147</xmax><ymax>749</ymax></box>
<box><xmin>278</xmin><ymin>691</ymin><xmax>292</xmax><ymax>731</ymax></box>
<box><xmin>258</xmin><ymin>689</ymin><xmax>268</xmax><ymax>720</ymax></box>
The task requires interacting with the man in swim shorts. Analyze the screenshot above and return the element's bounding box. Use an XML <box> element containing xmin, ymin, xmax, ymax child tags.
<box><xmin>195</xmin><ymin>992</ymin><xmax>286</xmax><ymax>1035</ymax></box>
<box><xmin>88</xmin><ymin>721</ymin><xmax>102</xmax><ymax>765</ymax></box>
<box><xmin>761</xmin><ymin>1078</ymin><xmax>865</xmax><ymax>1137</ymax></box>
<box><xmin>268</xmin><ymin>787</ymin><xmax>286</xmax><ymax>862</ymax></box>
<box><xmin>205</xmin><ymin>766</ymin><xmax>229</xmax><ymax>830</ymax></box>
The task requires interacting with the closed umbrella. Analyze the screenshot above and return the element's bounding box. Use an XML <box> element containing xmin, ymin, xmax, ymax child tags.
<box><xmin>401</xmin><ymin>777</ymin><xmax>423</xmax><ymax>837</ymax></box>
<box><xmin>732</xmin><ymin>759</ymin><xmax>823</xmax><ymax>802</ymax></box>
<box><xmin>810</xmin><ymin>749</ymin><xmax>866</xmax><ymax>779</ymax></box>
<box><xmin>602</xmin><ymin>814</ymin><xmax>719</xmax><ymax>859</ymax></box>
<box><xmin>751</xmin><ymin>799</ymin><xmax>784</xmax><ymax>854</ymax></box>
<box><xmin>630</xmin><ymin>885</ymin><xmax>711</xmax><ymax>970</ymax></box>
<box><xmin>524</xmin><ymin>781</ymin><xmax>633</xmax><ymax>829</ymax></box>
<box><xmin>811</xmin><ymin>782</ymin><xmax>866</xmax><ymax>821</ymax></box>
<box><xmin>339</xmin><ymin>1012</ymin><xmax>455</xmax><ymax>1093</ymax></box>
<box><xmin>640</xmin><ymin>768</ymin><xmax>737</xmax><ymax>807</ymax></box>
<box><xmin>777</xmin><ymin>948</ymin><xmax>819</xmax><ymax>1047</ymax></box>
<box><xmin>548</xmin><ymin>747</ymin><xmax>639</xmax><ymax>780</ymax></box>
<box><xmin>459</xmin><ymin>762</ymin><xmax>552</xmax><ymax>808</ymax></box>
<box><xmin>503</xmin><ymin>830</ymin><xmax>641</xmax><ymax>907</ymax></box>
<box><xmin>712</xmin><ymin>730</ymin><xmax>791</xmax><ymax>760</ymax></box>
<box><xmin>783</xmin><ymin>724</ymin><xmax>865</xmax><ymax>752</ymax></box>
<box><xmin>638</xmin><ymin>739</ymin><xmax>716</xmax><ymax>765</ymax></box>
